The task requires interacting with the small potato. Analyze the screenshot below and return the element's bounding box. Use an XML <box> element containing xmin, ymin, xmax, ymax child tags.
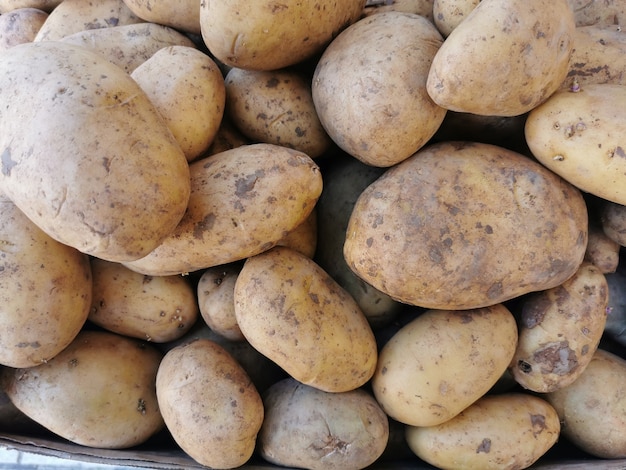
<box><xmin>371</xmin><ymin>304</ymin><xmax>518</xmax><ymax>427</ymax></box>
<box><xmin>156</xmin><ymin>338</ymin><xmax>264</xmax><ymax>469</ymax></box>
<box><xmin>1</xmin><ymin>330</ymin><xmax>165</xmax><ymax>449</ymax></box>
<box><xmin>584</xmin><ymin>223</ymin><xmax>621</xmax><ymax>273</ymax></box>
<box><xmin>546</xmin><ymin>348</ymin><xmax>626</xmax><ymax>458</ymax></box>
<box><xmin>234</xmin><ymin>246</ymin><xmax>378</xmax><ymax>393</ymax></box>
<box><xmin>406</xmin><ymin>393</ymin><xmax>560</xmax><ymax>470</ymax></box>
<box><xmin>88</xmin><ymin>258</ymin><xmax>198</xmax><ymax>343</ymax></box>
<box><xmin>131</xmin><ymin>46</ymin><xmax>226</xmax><ymax>162</ymax></box>
<box><xmin>525</xmin><ymin>83</ymin><xmax>626</xmax><ymax>206</ymax></box>
<box><xmin>204</xmin><ymin>117</ymin><xmax>251</xmax><ymax>156</ymax></box>
<box><xmin>510</xmin><ymin>262</ymin><xmax>608</xmax><ymax>393</ymax></box>
<box><xmin>601</xmin><ymin>200</ymin><xmax>626</xmax><ymax>247</ymax></box>
<box><xmin>225</xmin><ymin>67</ymin><xmax>333</xmax><ymax>159</ymax></box>
<box><xmin>432</xmin><ymin>0</ymin><xmax>480</xmax><ymax>37</ymax></box>
<box><xmin>259</xmin><ymin>378</ymin><xmax>389</xmax><ymax>470</ymax></box>
<box><xmin>0</xmin><ymin>7</ymin><xmax>48</xmax><ymax>51</ymax></box>
<box><xmin>121</xmin><ymin>0</ymin><xmax>200</xmax><ymax>34</ymax></box>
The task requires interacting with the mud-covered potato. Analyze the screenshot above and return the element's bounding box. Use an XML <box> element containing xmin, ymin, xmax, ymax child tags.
<box><xmin>234</xmin><ymin>246</ymin><xmax>377</xmax><ymax>393</ymax></box>
<box><xmin>156</xmin><ymin>338</ymin><xmax>264</xmax><ymax>469</ymax></box>
<box><xmin>406</xmin><ymin>393</ymin><xmax>560</xmax><ymax>470</ymax></box>
<box><xmin>1</xmin><ymin>330</ymin><xmax>164</xmax><ymax>448</ymax></box>
<box><xmin>546</xmin><ymin>348</ymin><xmax>626</xmax><ymax>458</ymax></box>
<box><xmin>344</xmin><ymin>141</ymin><xmax>588</xmax><ymax>310</ymax></box>
<box><xmin>0</xmin><ymin>7</ymin><xmax>47</xmax><ymax>50</ymax></box>
<box><xmin>371</xmin><ymin>304</ymin><xmax>518</xmax><ymax>426</ymax></box>
<box><xmin>259</xmin><ymin>378</ymin><xmax>389</xmax><ymax>470</ymax></box>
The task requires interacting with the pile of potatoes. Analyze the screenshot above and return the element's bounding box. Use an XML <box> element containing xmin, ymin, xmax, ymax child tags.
<box><xmin>1</xmin><ymin>0</ymin><xmax>626</xmax><ymax>469</ymax></box>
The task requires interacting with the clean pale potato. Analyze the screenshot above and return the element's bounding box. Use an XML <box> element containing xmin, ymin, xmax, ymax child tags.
<box><xmin>0</xmin><ymin>7</ymin><xmax>47</xmax><ymax>50</ymax></box>
<box><xmin>121</xmin><ymin>0</ymin><xmax>200</xmax><ymax>34</ymax></box>
<box><xmin>432</xmin><ymin>0</ymin><xmax>480</xmax><ymax>37</ymax></box>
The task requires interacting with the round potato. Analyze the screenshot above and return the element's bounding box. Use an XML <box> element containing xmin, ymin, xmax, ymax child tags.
<box><xmin>344</xmin><ymin>141</ymin><xmax>588</xmax><ymax>310</ymax></box>
<box><xmin>525</xmin><ymin>83</ymin><xmax>626</xmax><ymax>206</ymax></box>
<box><xmin>406</xmin><ymin>393</ymin><xmax>560</xmax><ymax>470</ymax></box>
<box><xmin>259</xmin><ymin>378</ymin><xmax>389</xmax><ymax>470</ymax></box>
<box><xmin>234</xmin><ymin>246</ymin><xmax>378</xmax><ymax>393</ymax></box>
<box><xmin>156</xmin><ymin>338</ymin><xmax>264</xmax><ymax>469</ymax></box>
<box><xmin>427</xmin><ymin>0</ymin><xmax>575</xmax><ymax>116</ymax></box>
<box><xmin>371</xmin><ymin>304</ymin><xmax>518</xmax><ymax>427</ymax></box>
<box><xmin>312</xmin><ymin>11</ymin><xmax>446</xmax><ymax>167</ymax></box>
<box><xmin>0</xmin><ymin>7</ymin><xmax>48</xmax><ymax>51</ymax></box>
<box><xmin>1</xmin><ymin>330</ymin><xmax>164</xmax><ymax>449</ymax></box>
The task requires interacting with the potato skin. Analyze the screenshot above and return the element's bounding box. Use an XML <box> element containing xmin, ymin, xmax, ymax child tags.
<box><xmin>510</xmin><ymin>262</ymin><xmax>608</xmax><ymax>393</ymax></box>
<box><xmin>0</xmin><ymin>41</ymin><xmax>191</xmax><ymax>262</ymax></box>
<box><xmin>0</xmin><ymin>7</ymin><xmax>48</xmax><ymax>50</ymax></box>
<box><xmin>1</xmin><ymin>330</ymin><xmax>165</xmax><ymax>449</ymax></box>
<box><xmin>156</xmin><ymin>338</ymin><xmax>264</xmax><ymax>469</ymax></box>
<box><xmin>371</xmin><ymin>304</ymin><xmax>518</xmax><ymax>427</ymax></box>
<box><xmin>234</xmin><ymin>246</ymin><xmax>378</xmax><ymax>393</ymax></box>
<box><xmin>259</xmin><ymin>378</ymin><xmax>389</xmax><ymax>470</ymax></box>
<box><xmin>121</xmin><ymin>0</ymin><xmax>200</xmax><ymax>34</ymax></box>
<box><xmin>406</xmin><ymin>393</ymin><xmax>560</xmax><ymax>470</ymax></box>
<box><xmin>344</xmin><ymin>141</ymin><xmax>588</xmax><ymax>310</ymax></box>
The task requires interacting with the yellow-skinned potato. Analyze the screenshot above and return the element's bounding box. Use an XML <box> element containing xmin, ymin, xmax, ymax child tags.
<box><xmin>525</xmin><ymin>83</ymin><xmax>626</xmax><ymax>206</ymax></box>
<box><xmin>1</xmin><ymin>330</ymin><xmax>165</xmax><ymax>449</ymax></box>
<box><xmin>371</xmin><ymin>305</ymin><xmax>518</xmax><ymax>427</ymax></box>
<box><xmin>546</xmin><ymin>348</ymin><xmax>626</xmax><ymax>458</ymax></box>
<box><xmin>406</xmin><ymin>393</ymin><xmax>560</xmax><ymax>470</ymax></box>
<box><xmin>131</xmin><ymin>46</ymin><xmax>226</xmax><ymax>162</ymax></box>
<box><xmin>234</xmin><ymin>246</ymin><xmax>378</xmax><ymax>393</ymax></box>
<box><xmin>0</xmin><ymin>0</ymin><xmax>60</xmax><ymax>13</ymax></box>
<box><xmin>121</xmin><ymin>0</ymin><xmax>200</xmax><ymax>34</ymax></box>
<box><xmin>0</xmin><ymin>7</ymin><xmax>48</xmax><ymax>50</ymax></box>
<box><xmin>88</xmin><ymin>258</ymin><xmax>198</xmax><ymax>343</ymax></box>
<box><xmin>0</xmin><ymin>41</ymin><xmax>191</xmax><ymax>262</ymax></box>
<box><xmin>344</xmin><ymin>141</ymin><xmax>588</xmax><ymax>310</ymax></box>
<box><xmin>275</xmin><ymin>206</ymin><xmax>317</xmax><ymax>259</ymax></box>
<box><xmin>510</xmin><ymin>262</ymin><xmax>608</xmax><ymax>393</ymax></box>
<box><xmin>204</xmin><ymin>117</ymin><xmax>251</xmax><ymax>156</ymax></box>
<box><xmin>199</xmin><ymin>0</ymin><xmax>365</xmax><ymax>71</ymax></box>
<box><xmin>584</xmin><ymin>223</ymin><xmax>621</xmax><ymax>273</ymax></box>
<box><xmin>432</xmin><ymin>0</ymin><xmax>479</xmax><ymax>37</ymax></box>
<box><xmin>156</xmin><ymin>338</ymin><xmax>264</xmax><ymax>469</ymax></box>
<box><xmin>0</xmin><ymin>197</ymin><xmax>91</xmax><ymax>368</ymax></box>
<box><xmin>34</xmin><ymin>0</ymin><xmax>142</xmax><ymax>42</ymax></box>
<box><xmin>124</xmin><ymin>143</ymin><xmax>322</xmax><ymax>276</ymax></box>
<box><xmin>225</xmin><ymin>67</ymin><xmax>333</xmax><ymax>159</ymax></box>
<box><xmin>427</xmin><ymin>0</ymin><xmax>575</xmax><ymax>116</ymax></box>
<box><xmin>312</xmin><ymin>11</ymin><xmax>446</xmax><ymax>167</ymax></box>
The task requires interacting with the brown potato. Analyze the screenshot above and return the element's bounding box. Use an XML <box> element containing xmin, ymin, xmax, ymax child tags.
<box><xmin>121</xmin><ymin>0</ymin><xmax>200</xmax><ymax>34</ymax></box>
<box><xmin>344</xmin><ymin>141</ymin><xmax>588</xmax><ymax>310</ymax></box>
<box><xmin>584</xmin><ymin>223</ymin><xmax>621</xmax><ymax>273</ymax></box>
<box><xmin>0</xmin><ymin>7</ymin><xmax>47</xmax><ymax>50</ymax></box>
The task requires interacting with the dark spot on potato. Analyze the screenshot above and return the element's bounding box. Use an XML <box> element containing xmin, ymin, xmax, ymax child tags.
<box><xmin>518</xmin><ymin>360</ymin><xmax>532</xmax><ymax>374</ymax></box>
<box><xmin>533</xmin><ymin>341</ymin><xmax>578</xmax><ymax>375</ymax></box>
<box><xmin>266</xmin><ymin>77</ymin><xmax>279</xmax><ymax>88</ymax></box>
<box><xmin>137</xmin><ymin>398</ymin><xmax>146</xmax><ymax>415</ymax></box>
<box><xmin>381</xmin><ymin>366</ymin><xmax>387</xmax><ymax>375</ymax></box>
<box><xmin>68</xmin><ymin>358</ymin><xmax>79</xmax><ymax>367</ymax></box>
<box><xmin>486</xmin><ymin>282</ymin><xmax>503</xmax><ymax>299</ymax></box>
<box><xmin>366</xmin><ymin>237</ymin><xmax>374</xmax><ymax>247</ymax></box>
<box><xmin>309</xmin><ymin>293</ymin><xmax>319</xmax><ymax>304</ymax></box>
<box><xmin>1</xmin><ymin>148</ymin><xmax>17</xmax><ymax>176</ymax></box>
<box><xmin>235</xmin><ymin>170</ymin><xmax>264</xmax><ymax>198</ymax></box>
<box><xmin>530</xmin><ymin>414</ymin><xmax>546</xmax><ymax>436</ymax></box>
<box><xmin>616</xmin><ymin>146</ymin><xmax>626</xmax><ymax>158</ymax></box>
<box><xmin>142</xmin><ymin>275</ymin><xmax>153</xmax><ymax>284</ymax></box>
<box><xmin>16</xmin><ymin>341</ymin><xmax>40</xmax><ymax>348</ymax></box>
<box><xmin>193</xmin><ymin>213</ymin><xmax>216</xmax><ymax>239</ymax></box>
<box><xmin>521</xmin><ymin>296</ymin><xmax>551</xmax><ymax>328</ymax></box>
<box><xmin>429</xmin><ymin>246</ymin><xmax>443</xmax><ymax>264</ymax></box>
<box><xmin>476</xmin><ymin>438</ymin><xmax>491</xmax><ymax>453</ymax></box>
<box><xmin>581</xmin><ymin>344</ymin><xmax>589</xmax><ymax>355</ymax></box>
<box><xmin>460</xmin><ymin>312</ymin><xmax>473</xmax><ymax>323</ymax></box>
<box><xmin>295</xmin><ymin>126</ymin><xmax>305</xmax><ymax>137</ymax></box>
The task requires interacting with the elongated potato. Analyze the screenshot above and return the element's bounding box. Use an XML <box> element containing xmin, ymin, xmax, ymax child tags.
<box><xmin>124</xmin><ymin>144</ymin><xmax>322</xmax><ymax>276</ymax></box>
<box><xmin>0</xmin><ymin>7</ymin><xmax>48</xmax><ymax>50</ymax></box>
<box><xmin>0</xmin><ymin>41</ymin><xmax>191</xmax><ymax>262</ymax></box>
<box><xmin>121</xmin><ymin>0</ymin><xmax>200</xmax><ymax>34</ymax></box>
<box><xmin>234</xmin><ymin>246</ymin><xmax>378</xmax><ymax>393</ymax></box>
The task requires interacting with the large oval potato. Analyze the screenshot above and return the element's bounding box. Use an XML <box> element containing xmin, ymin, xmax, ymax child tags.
<box><xmin>124</xmin><ymin>143</ymin><xmax>322</xmax><ymax>276</ymax></box>
<box><xmin>156</xmin><ymin>338</ymin><xmax>264</xmax><ymax>469</ymax></box>
<box><xmin>312</xmin><ymin>11</ymin><xmax>446</xmax><ymax>167</ymax></box>
<box><xmin>525</xmin><ymin>83</ymin><xmax>626</xmax><ymax>206</ymax></box>
<box><xmin>0</xmin><ymin>41</ymin><xmax>190</xmax><ymax>262</ymax></box>
<box><xmin>427</xmin><ymin>0</ymin><xmax>575</xmax><ymax>116</ymax></box>
<box><xmin>406</xmin><ymin>393</ymin><xmax>560</xmax><ymax>470</ymax></box>
<box><xmin>1</xmin><ymin>330</ymin><xmax>164</xmax><ymax>449</ymax></box>
<box><xmin>344</xmin><ymin>141</ymin><xmax>588</xmax><ymax>310</ymax></box>
<box><xmin>234</xmin><ymin>246</ymin><xmax>378</xmax><ymax>393</ymax></box>
<box><xmin>371</xmin><ymin>304</ymin><xmax>518</xmax><ymax>426</ymax></box>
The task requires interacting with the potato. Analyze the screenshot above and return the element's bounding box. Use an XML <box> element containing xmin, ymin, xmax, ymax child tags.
<box><xmin>234</xmin><ymin>246</ymin><xmax>378</xmax><ymax>393</ymax></box>
<box><xmin>199</xmin><ymin>0</ymin><xmax>364</xmax><ymax>71</ymax></box>
<box><xmin>510</xmin><ymin>262</ymin><xmax>608</xmax><ymax>393</ymax></box>
<box><xmin>545</xmin><ymin>348</ymin><xmax>626</xmax><ymax>458</ymax></box>
<box><xmin>123</xmin><ymin>143</ymin><xmax>322</xmax><ymax>276</ymax></box>
<box><xmin>0</xmin><ymin>7</ymin><xmax>48</xmax><ymax>51</ymax></box>
<box><xmin>121</xmin><ymin>0</ymin><xmax>200</xmax><ymax>34</ymax></box>
<box><xmin>33</xmin><ymin>0</ymin><xmax>142</xmax><ymax>42</ymax></box>
<box><xmin>0</xmin><ymin>197</ymin><xmax>91</xmax><ymax>368</ymax></box>
<box><xmin>525</xmin><ymin>83</ymin><xmax>626</xmax><ymax>206</ymax></box>
<box><xmin>371</xmin><ymin>304</ymin><xmax>518</xmax><ymax>427</ymax></box>
<box><xmin>427</xmin><ymin>0</ymin><xmax>575</xmax><ymax>116</ymax></box>
<box><xmin>88</xmin><ymin>258</ymin><xmax>198</xmax><ymax>343</ymax></box>
<box><xmin>0</xmin><ymin>41</ymin><xmax>191</xmax><ymax>262</ymax></box>
<box><xmin>156</xmin><ymin>338</ymin><xmax>264</xmax><ymax>469</ymax></box>
<box><xmin>1</xmin><ymin>330</ymin><xmax>164</xmax><ymax>448</ymax></box>
<box><xmin>225</xmin><ymin>67</ymin><xmax>333</xmax><ymax>159</ymax></box>
<box><xmin>406</xmin><ymin>393</ymin><xmax>560</xmax><ymax>470</ymax></box>
<box><xmin>312</xmin><ymin>11</ymin><xmax>446</xmax><ymax>167</ymax></box>
<box><xmin>0</xmin><ymin>0</ymin><xmax>60</xmax><ymax>13</ymax></box>
<box><xmin>432</xmin><ymin>0</ymin><xmax>479</xmax><ymax>37</ymax></box>
<box><xmin>603</xmin><ymin>268</ymin><xmax>626</xmax><ymax>347</ymax></box>
<box><xmin>362</xmin><ymin>0</ymin><xmax>434</xmax><ymax>21</ymax></box>
<box><xmin>131</xmin><ymin>45</ymin><xmax>226</xmax><ymax>162</ymax></box>
<box><xmin>196</xmin><ymin>262</ymin><xmax>245</xmax><ymax>342</ymax></box>
<box><xmin>601</xmin><ymin>200</ymin><xmax>626</xmax><ymax>247</ymax></box>
<box><xmin>59</xmin><ymin>22</ymin><xmax>196</xmax><ymax>73</ymax></box>
<box><xmin>567</xmin><ymin>0</ymin><xmax>626</xmax><ymax>27</ymax></box>
<box><xmin>344</xmin><ymin>141</ymin><xmax>588</xmax><ymax>310</ymax></box>
<box><xmin>275</xmin><ymin>207</ymin><xmax>318</xmax><ymax>259</ymax></box>
<box><xmin>584</xmin><ymin>223</ymin><xmax>621</xmax><ymax>273</ymax></box>
<box><xmin>204</xmin><ymin>117</ymin><xmax>251</xmax><ymax>156</ymax></box>
<box><xmin>258</xmin><ymin>377</ymin><xmax>389</xmax><ymax>470</ymax></box>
